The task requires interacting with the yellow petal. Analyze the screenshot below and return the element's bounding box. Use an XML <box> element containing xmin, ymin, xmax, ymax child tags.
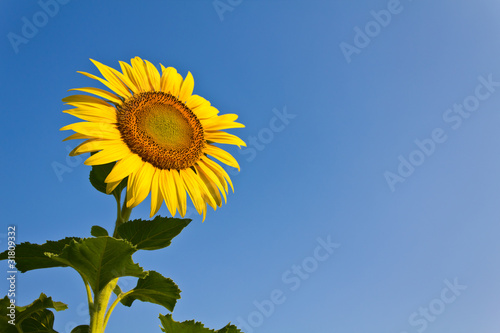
<box><xmin>63</xmin><ymin>107</ymin><xmax>117</xmax><ymax>123</ymax></box>
<box><xmin>129</xmin><ymin>162</ymin><xmax>155</xmax><ymax>208</ymax></box>
<box><xmin>70</xmin><ymin>139</ymin><xmax>121</xmax><ymax>156</ymax></box>
<box><xmin>194</xmin><ymin>175</ymin><xmax>218</xmax><ymax>210</ymax></box>
<box><xmin>68</xmin><ymin>87</ymin><xmax>122</xmax><ymax>104</ymax></box>
<box><xmin>201</xmin><ymin>114</ymin><xmax>245</xmax><ymax>131</ymax></box>
<box><xmin>197</xmin><ymin>160</ymin><xmax>228</xmax><ymax>202</ymax></box>
<box><xmin>77</xmin><ymin>70</ymin><xmax>130</xmax><ymax>99</ymax></box>
<box><xmin>205</xmin><ymin>131</ymin><xmax>246</xmax><ymax>147</ymax></box>
<box><xmin>84</xmin><ymin>145</ymin><xmax>130</xmax><ymax>166</ymax></box>
<box><xmin>63</xmin><ymin>102</ymin><xmax>116</xmax><ymax>114</ymax></box>
<box><xmin>131</xmin><ymin>57</ymin><xmax>149</xmax><ymax>92</ymax></box>
<box><xmin>192</xmin><ymin>105</ymin><xmax>219</xmax><ymax>119</ymax></box>
<box><xmin>62</xmin><ymin>95</ymin><xmax>112</xmax><ymax>107</ymax></box>
<box><xmin>201</xmin><ymin>156</ymin><xmax>234</xmax><ymax>192</ymax></box>
<box><xmin>195</xmin><ymin>164</ymin><xmax>223</xmax><ymax>207</ymax></box>
<box><xmin>105</xmin><ymin>152</ymin><xmax>143</xmax><ymax>183</ymax></box>
<box><xmin>119</xmin><ymin>61</ymin><xmax>141</xmax><ymax>93</ymax></box>
<box><xmin>60</xmin><ymin>122</ymin><xmax>121</xmax><ymax>140</ymax></box>
<box><xmin>126</xmin><ymin>171</ymin><xmax>137</xmax><ymax>207</ymax></box>
<box><xmin>89</xmin><ymin>59</ymin><xmax>132</xmax><ymax>98</ymax></box>
<box><xmin>178</xmin><ymin>72</ymin><xmax>194</xmax><ymax>102</ymax></box>
<box><xmin>63</xmin><ymin>133</ymin><xmax>93</xmax><ymax>142</ymax></box>
<box><xmin>180</xmin><ymin>169</ymin><xmax>206</xmax><ymax>216</ymax></box>
<box><xmin>160</xmin><ymin>65</ymin><xmax>182</xmax><ymax>96</ymax></box>
<box><xmin>205</xmin><ymin>121</ymin><xmax>245</xmax><ymax>131</ymax></box>
<box><xmin>160</xmin><ymin>170</ymin><xmax>178</xmax><ymax>217</ymax></box>
<box><xmin>186</xmin><ymin>94</ymin><xmax>210</xmax><ymax>110</ymax></box>
<box><xmin>106</xmin><ymin>179</ymin><xmax>123</xmax><ymax>194</ymax></box>
<box><xmin>144</xmin><ymin>60</ymin><xmax>161</xmax><ymax>91</ymax></box>
<box><xmin>150</xmin><ymin>170</ymin><xmax>163</xmax><ymax>217</ymax></box>
<box><xmin>204</xmin><ymin>144</ymin><xmax>240</xmax><ymax>170</ymax></box>
<box><xmin>205</xmin><ymin>113</ymin><xmax>238</xmax><ymax>123</ymax></box>
<box><xmin>171</xmin><ymin>170</ymin><xmax>187</xmax><ymax>216</ymax></box>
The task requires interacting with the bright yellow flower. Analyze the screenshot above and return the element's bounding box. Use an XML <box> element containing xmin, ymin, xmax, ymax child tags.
<box><xmin>61</xmin><ymin>57</ymin><xmax>245</xmax><ymax>220</ymax></box>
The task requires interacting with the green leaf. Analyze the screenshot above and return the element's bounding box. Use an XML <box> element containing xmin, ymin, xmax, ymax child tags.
<box><xmin>120</xmin><ymin>271</ymin><xmax>180</xmax><ymax>311</ymax></box>
<box><xmin>90</xmin><ymin>225</ymin><xmax>109</xmax><ymax>237</ymax></box>
<box><xmin>89</xmin><ymin>160</ymin><xmax>127</xmax><ymax>196</ymax></box>
<box><xmin>16</xmin><ymin>294</ymin><xmax>67</xmax><ymax>323</ymax></box>
<box><xmin>117</xmin><ymin>216</ymin><xmax>191</xmax><ymax>251</ymax></box>
<box><xmin>113</xmin><ymin>285</ymin><xmax>123</xmax><ymax>297</ymax></box>
<box><xmin>46</xmin><ymin>237</ymin><xmax>147</xmax><ymax>294</ymax></box>
<box><xmin>159</xmin><ymin>314</ymin><xmax>242</xmax><ymax>333</ymax></box>
<box><xmin>20</xmin><ymin>309</ymin><xmax>57</xmax><ymax>333</ymax></box>
<box><xmin>0</xmin><ymin>294</ymin><xmax>66</xmax><ymax>333</ymax></box>
<box><xmin>71</xmin><ymin>325</ymin><xmax>89</xmax><ymax>333</ymax></box>
<box><xmin>0</xmin><ymin>297</ymin><xmax>18</xmax><ymax>333</ymax></box>
<box><xmin>0</xmin><ymin>237</ymin><xmax>79</xmax><ymax>272</ymax></box>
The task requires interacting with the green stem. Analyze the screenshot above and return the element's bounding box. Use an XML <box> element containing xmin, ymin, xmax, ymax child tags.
<box><xmin>89</xmin><ymin>278</ymin><xmax>119</xmax><ymax>333</ymax></box>
<box><xmin>81</xmin><ymin>273</ymin><xmax>94</xmax><ymax>315</ymax></box>
<box><xmin>121</xmin><ymin>201</ymin><xmax>133</xmax><ymax>226</ymax></box>
<box><xmin>102</xmin><ymin>290</ymin><xmax>133</xmax><ymax>329</ymax></box>
<box><xmin>88</xmin><ymin>191</ymin><xmax>133</xmax><ymax>332</ymax></box>
<box><xmin>15</xmin><ymin>323</ymin><xmax>23</xmax><ymax>333</ymax></box>
<box><xmin>112</xmin><ymin>193</ymin><xmax>133</xmax><ymax>238</ymax></box>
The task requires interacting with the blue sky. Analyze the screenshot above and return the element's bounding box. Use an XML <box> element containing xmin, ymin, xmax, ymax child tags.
<box><xmin>2</xmin><ymin>0</ymin><xmax>500</xmax><ymax>332</ymax></box>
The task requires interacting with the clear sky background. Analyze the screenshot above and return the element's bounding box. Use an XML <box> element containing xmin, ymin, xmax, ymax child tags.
<box><xmin>2</xmin><ymin>0</ymin><xmax>500</xmax><ymax>332</ymax></box>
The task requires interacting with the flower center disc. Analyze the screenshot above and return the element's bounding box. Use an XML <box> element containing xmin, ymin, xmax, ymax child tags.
<box><xmin>117</xmin><ymin>91</ymin><xmax>204</xmax><ymax>170</ymax></box>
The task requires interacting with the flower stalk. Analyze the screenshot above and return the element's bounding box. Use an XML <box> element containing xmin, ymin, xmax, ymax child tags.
<box><xmin>89</xmin><ymin>192</ymin><xmax>132</xmax><ymax>333</ymax></box>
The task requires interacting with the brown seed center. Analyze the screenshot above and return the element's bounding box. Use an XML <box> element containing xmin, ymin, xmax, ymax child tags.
<box><xmin>117</xmin><ymin>91</ymin><xmax>204</xmax><ymax>170</ymax></box>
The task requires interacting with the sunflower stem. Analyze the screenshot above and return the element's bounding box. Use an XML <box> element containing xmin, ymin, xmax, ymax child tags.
<box><xmin>88</xmin><ymin>192</ymin><xmax>133</xmax><ymax>333</ymax></box>
<box><xmin>81</xmin><ymin>273</ymin><xmax>94</xmax><ymax>314</ymax></box>
<box><xmin>89</xmin><ymin>278</ymin><xmax>119</xmax><ymax>333</ymax></box>
<box><xmin>103</xmin><ymin>289</ymin><xmax>133</xmax><ymax>330</ymax></box>
<box><xmin>112</xmin><ymin>192</ymin><xmax>133</xmax><ymax>238</ymax></box>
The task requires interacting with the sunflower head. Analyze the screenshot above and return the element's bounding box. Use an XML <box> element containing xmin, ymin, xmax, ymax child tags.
<box><xmin>61</xmin><ymin>57</ymin><xmax>245</xmax><ymax>220</ymax></box>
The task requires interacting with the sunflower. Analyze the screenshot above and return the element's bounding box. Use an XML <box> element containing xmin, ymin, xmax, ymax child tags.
<box><xmin>61</xmin><ymin>57</ymin><xmax>245</xmax><ymax>220</ymax></box>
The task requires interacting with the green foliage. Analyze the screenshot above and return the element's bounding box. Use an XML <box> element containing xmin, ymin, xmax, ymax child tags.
<box><xmin>117</xmin><ymin>215</ymin><xmax>191</xmax><ymax>250</ymax></box>
<box><xmin>0</xmin><ymin>294</ymin><xmax>67</xmax><ymax>333</ymax></box>
<box><xmin>70</xmin><ymin>325</ymin><xmax>89</xmax><ymax>333</ymax></box>
<box><xmin>19</xmin><ymin>309</ymin><xmax>57</xmax><ymax>333</ymax></box>
<box><xmin>0</xmin><ymin>238</ymin><xmax>79</xmax><ymax>272</ymax></box>
<box><xmin>119</xmin><ymin>271</ymin><xmax>181</xmax><ymax>311</ymax></box>
<box><xmin>16</xmin><ymin>294</ymin><xmax>67</xmax><ymax>322</ymax></box>
<box><xmin>159</xmin><ymin>314</ymin><xmax>242</xmax><ymax>333</ymax></box>
<box><xmin>90</xmin><ymin>225</ymin><xmax>109</xmax><ymax>237</ymax></box>
<box><xmin>89</xmin><ymin>160</ymin><xmax>127</xmax><ymax>196</ymax></box>
<box><xmin>1</xmin><ymin>181</ymin><xmax>242</xmax><ymax>331</ymax></box>
<box><xmin>46</xmin><ymin>237</ymin><xmax>147</xmax><ymax>294</ymax></box>
<box><xmin>113</xmin><ymin>285</ymin><xmax>123</xmax><ymax>297</ymax></box>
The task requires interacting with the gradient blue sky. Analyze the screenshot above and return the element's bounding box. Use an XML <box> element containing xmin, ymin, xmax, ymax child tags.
<box><xmin>2</xmin><ymin>0</ymin><xmax>500</xmax><ymax>332</ymax></box>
